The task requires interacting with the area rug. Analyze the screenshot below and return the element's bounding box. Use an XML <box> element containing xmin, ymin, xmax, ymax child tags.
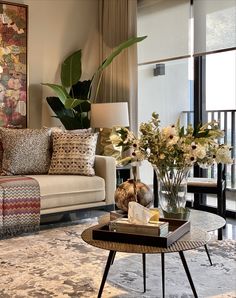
<box><xmin>0</xmin><ymin>219</ymin><xmax>235</xmax><ymax>298</ymax></box>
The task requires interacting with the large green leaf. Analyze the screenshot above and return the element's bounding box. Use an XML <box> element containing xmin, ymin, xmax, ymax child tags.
<box><xmin>64</xmin><ymin>98</ymin><xmax>90</xmax><ymax>109</ymax></box>
<box><xmin>69</xmin><ymin>80</ymin><xmax>92</xmax><ymax>99</ymax></box>
<box><xmin>42</xmin><ymin>83</ymin><xmax>69</xmax><ymax>105</ymax></box>
<box><xmin>58</xmin><ymin>115</ymin><xmax>85</xmax><ymax>129</ymax></box>
<box><xmin>74</xmin><ymin>100</ymin><xmax>91</xmax><ymax>112</ymax></box>
<box><xmin>61</xmin><ymin>50</ymin><xmax>82</xmax><ymax>88</ymax></box>
<box><xmin>98</xmin><ymin>36</ymin><xmax>147</xmax><ymax>71</ymax></box>
<box><xmin>93</xmin><ymin>35</ymin><xmax>147</xmax><ymax>102</ymax></box>
<box><xmin>46</xmin><ymin>97</ymin><xmax>90</xmax><ymax>129</ymax></box>
<box><xmin>46</xmin><ymin>97</ymin><xmax>74</xmax><ymax>118</ymax></box>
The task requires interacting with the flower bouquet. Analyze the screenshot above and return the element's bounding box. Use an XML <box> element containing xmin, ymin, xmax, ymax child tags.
<box><xmin>110</xmin><ymin>112</ymin><xmax>233</xmax><ymax>217</ymax></box>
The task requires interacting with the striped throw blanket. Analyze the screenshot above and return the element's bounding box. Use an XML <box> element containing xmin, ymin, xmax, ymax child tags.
<box><xmin>0</xmin><ymin>176</ymin><xmax>41</xmax><ymax>239</ymax></box>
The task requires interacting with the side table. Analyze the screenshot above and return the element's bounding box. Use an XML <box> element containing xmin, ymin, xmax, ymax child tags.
<box><xmin>116</xmin><ymin>165</ymin><xmax>131</xmax><ymax>186</ymax></box>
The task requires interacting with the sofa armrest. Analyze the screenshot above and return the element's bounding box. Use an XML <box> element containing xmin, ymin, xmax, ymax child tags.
<box><xmin>94</xmin><ymin>155</ymin><xmax>116</xmax><ymax>205</ymax></box>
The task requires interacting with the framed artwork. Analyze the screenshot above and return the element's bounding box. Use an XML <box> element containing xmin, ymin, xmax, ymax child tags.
<box><xmin>0</xmin><ymin>1</ymin><xmax>28</xmax><ymax>128</ymax></box>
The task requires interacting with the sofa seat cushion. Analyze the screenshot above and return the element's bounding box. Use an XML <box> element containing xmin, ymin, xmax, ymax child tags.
<box><xmin>27</xmin><ymin>175</ymin><xmax>105</xmax><ymax>210</ymax></box>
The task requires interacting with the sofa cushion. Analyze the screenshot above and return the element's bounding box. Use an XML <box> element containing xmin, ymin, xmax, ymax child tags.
<box><xmin>0</xmin><ymin>128</ymin><xmax>51</xmax><ymax>175</ymax></box>
<box><xmin>27</xmin><ymin>175</ymin><xmax>105</xmax><ymax>210</ymax></box>
<box><xmin>49</xmin><ymin>131</ymin><xmax>98</xmax><ymax>176</ymax></box>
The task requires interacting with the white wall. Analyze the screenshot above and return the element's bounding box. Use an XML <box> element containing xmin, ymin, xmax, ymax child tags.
<box><xmin>138</xmin><ymin>59</ymin><xmax>191</xmax><ymax>185</ymax></box>
<box><xmin>138</xmin><ymin>60</ymin><xmax>190</xmax><ymax>126</ymax></box>
<box><xmin>6</xmin><ymin>0</ymin><xmax>99</xmax><ymax>128</ymax></box>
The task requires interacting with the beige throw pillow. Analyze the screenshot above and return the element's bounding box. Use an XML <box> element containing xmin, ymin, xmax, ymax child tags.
<box><xmin>0</xmin><ymin>128</ymin><xmax>51</xmax><ymax>175</ymax></box>
<box><xmin>49</xmin><ymin>131</ymin><xmax>98</xmax><ymax>176</ymax></box>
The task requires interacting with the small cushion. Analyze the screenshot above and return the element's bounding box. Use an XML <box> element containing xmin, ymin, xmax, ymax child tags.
<box><xmin>0</xmin><ymin>128</ymin><xmax>51</xmax><ymax>175</ymax></box>
<box><xmin>49</xmin><ymin>131</ymin><xmax>98</xmax><ymax>176</ymax></box>
<box><xmin>187</xmin><ymin>178</ymin><xmax>217</xmax><ymax>187</ymax></box>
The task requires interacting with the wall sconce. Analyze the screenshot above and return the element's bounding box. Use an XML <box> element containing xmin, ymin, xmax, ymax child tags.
<box><xmin>153</xmin><ymin>63</ymin><xmax>165</xmax><ymax>76</ymax></box>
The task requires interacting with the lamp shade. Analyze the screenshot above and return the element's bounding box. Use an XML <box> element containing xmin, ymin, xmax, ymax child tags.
<box><xmin>90</xmin><ymin>102</ymin><xmax>129</xmax><ymax>128</ymax></box>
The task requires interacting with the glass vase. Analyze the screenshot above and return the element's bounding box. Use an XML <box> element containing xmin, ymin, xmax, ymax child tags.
<box><xmin>154</xmin><ymin>166</ymin><xmax>190</xmax><ymax>219</ymax></box>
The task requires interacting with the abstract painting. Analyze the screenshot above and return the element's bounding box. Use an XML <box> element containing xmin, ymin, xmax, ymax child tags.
<box><xmin>0</xmin><ymin>1</ymin><xmax>27</xmax><ymax>128</ymax></box>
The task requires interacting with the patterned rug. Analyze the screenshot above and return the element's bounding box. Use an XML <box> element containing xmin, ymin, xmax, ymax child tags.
<box><xmin>0</xmin><ymin>218</ymin><xmax>235</xmax><ymax>298</ymax></box>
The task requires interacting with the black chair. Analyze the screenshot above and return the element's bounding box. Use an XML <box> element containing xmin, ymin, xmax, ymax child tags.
<box><xmin>187</xmin><ymin>163</ymin><xmax>226</xmax><ymax>214</ymax></box>
<box><xmin>187</xmin><ymin>163</ymin><xmax>227</xmax><ymax>240</ymax></box>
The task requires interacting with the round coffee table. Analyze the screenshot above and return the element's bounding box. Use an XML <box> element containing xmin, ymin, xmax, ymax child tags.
<box><xmin>189</xmin><ymin>209</ymin><xmax>226</xmax><ymax>233</ymax></box>
<box><xmin>82</xmin><ymin>224</ymin><xmax>210</xmax><ymax>298</ymax></box>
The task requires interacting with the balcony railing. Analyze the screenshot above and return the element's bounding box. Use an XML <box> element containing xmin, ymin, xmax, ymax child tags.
<box><xmin>181</xmin><ymin>109</ymin><xmax>236</xmax><ymax>189</ymax></box>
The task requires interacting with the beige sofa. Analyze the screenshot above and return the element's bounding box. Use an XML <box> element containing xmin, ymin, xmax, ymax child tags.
<box><xmin>27</xmin><ymin>155</ymin><xmax>116</xmax><ymax>215</ymax></box>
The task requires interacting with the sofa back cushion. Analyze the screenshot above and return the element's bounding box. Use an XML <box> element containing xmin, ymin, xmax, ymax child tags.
<box><xmin>0</xmin><ymin>128</ymin><xmax>51</xmax><ymax>175</ymax></box>
<box><xmin>49</xmin><ymin>131</ymin><xmax>98</xmax><ymax>176</ymax></box>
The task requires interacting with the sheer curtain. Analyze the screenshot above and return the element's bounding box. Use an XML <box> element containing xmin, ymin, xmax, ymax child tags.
<box><xmin>97</xmin><ymin>0</ymin><xmax>138</xmax><ymax>131</ymax></box>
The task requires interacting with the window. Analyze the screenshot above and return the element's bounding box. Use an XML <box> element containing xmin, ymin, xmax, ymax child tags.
<box><xmin>137</xmin><ymin>0</ymin><xmax>236</xmax><ymax>215</ymax></box>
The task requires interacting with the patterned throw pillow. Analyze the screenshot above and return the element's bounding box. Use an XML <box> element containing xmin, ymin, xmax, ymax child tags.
<box><xmin>0</xmin><ymin>128</ymin><xmax>51</xmax><ymax>175</ymax></box>
<box><xmin>49</xmin><ymin>131</ymin><xmax>98</xmax><ymax>176</ymax></box>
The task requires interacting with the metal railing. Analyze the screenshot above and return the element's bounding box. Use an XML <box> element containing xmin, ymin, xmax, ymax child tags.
<box><xmin>181</xmin><ymin>109</ymin><xmax>236</xmax><ymax>189</ymax></box>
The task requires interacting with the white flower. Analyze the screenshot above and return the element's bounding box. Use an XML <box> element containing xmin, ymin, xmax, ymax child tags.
<box><xmin>161</xmin><ymin>126</ymin><xmax>179</xmax><ymax>145</ymax></box>
<box><xmin>167</xmin><ymin>135</ymin><xmax>179</xmax><ymax>146</ymax></box>
<box><xmin>215</xmin><ymin>146</ymin><xmax>233</xmax><ymax>164</ymax></box>
<box><xmin>161</xmin><ymin>126</ymin><xmax>177</xmax><ymax>139</ymax></box>
<box><xmin>109</xmin><ymin>134</ymin><xmax>122</xmax><ymax>146</ymax></box>
<box><xmin>184</xmin><ymin>153</ymin><xmax>196</xmax><ymax>165</ymax></box>
<box><xmin>195</xmin><ymin>145</ymin><xmax>206</xmax><ymax>159</ymax></box>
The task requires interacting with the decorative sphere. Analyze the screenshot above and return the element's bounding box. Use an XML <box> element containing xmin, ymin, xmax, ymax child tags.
<box><xmin>115</xmin><ymin>179</ymin><xmax>153</xmax><ymax>212</ymax></box>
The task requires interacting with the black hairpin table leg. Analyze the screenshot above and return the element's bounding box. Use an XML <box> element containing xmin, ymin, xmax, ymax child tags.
<box><xmin>204</xmin><ymin>244</ymin><xmax>213</xmax><ymax>266</ymax></box>
<box><xmin>111</xmin><ymin>251</ymin><xmax>116</xmax><ymax>265</ymax></box>
<box><xmin>97</xmin><ymin>250</ymin><xmax>116</xmax><ymax>298</ymax></box>
<box><xmin>161</xmin><ymin>253</ymin><xmax>165</xmax><ymax>298</ymax></box>
<box><xmin>142</xmin><ymin>253</ymin><xmax>146</xmax><ymax>292</ymax></box>
<box><xmin>179</xmin><ymin>251</ymin><xmax>198</xmax><ymax>298</ymax></box>
<box><xmin>218</xmin><ymin>228</ymin><xmax>223</xmax><ymax>240</ymax></box>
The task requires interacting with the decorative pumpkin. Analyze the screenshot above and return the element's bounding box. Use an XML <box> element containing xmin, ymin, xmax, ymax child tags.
<box><xmin>115</xmin><ymin>178</ymin><xmax>153</xmax><ymax>212</ymax></box>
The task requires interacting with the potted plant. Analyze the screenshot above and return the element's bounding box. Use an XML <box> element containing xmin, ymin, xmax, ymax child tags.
<box><xmin>42</xmin><ymin>36</ymin><xmax>147</xmax><ymax>129</ymax></box>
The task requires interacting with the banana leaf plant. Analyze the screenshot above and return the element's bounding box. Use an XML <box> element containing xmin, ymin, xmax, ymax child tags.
<box><xmin>42</xmin><ymin>35</ymin><xmax>147</xmax><ymax>129</ymax></box>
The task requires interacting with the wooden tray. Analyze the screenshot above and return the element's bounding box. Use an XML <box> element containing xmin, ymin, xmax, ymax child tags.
<box><xmin>92</xmin><ymin>218</ymin><xmax>190</xmax><ymax>248</ymax></box>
